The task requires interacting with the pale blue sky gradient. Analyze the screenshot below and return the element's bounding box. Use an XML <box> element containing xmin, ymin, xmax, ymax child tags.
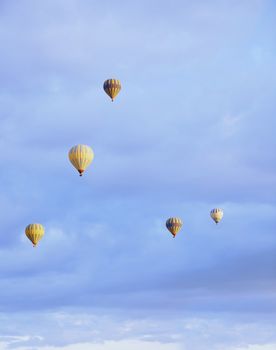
<box><xmin>0</xmin><ymin>1</ymin><xmax>275</xmax><ymax>349</ymax></box>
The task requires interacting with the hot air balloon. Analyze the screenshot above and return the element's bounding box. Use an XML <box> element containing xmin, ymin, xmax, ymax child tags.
<box><xmin>166</xmin><ymin>217</ymin><xmax>182</xmax><ymax>238</ymax></box>
<box><xmin>103</xmin><ymin>79</ymin><xmax>121</xmax><ymax>101</ymax></box>
<box><xmin>68</xmin><ymin>145</ymin><xmax>94</xmax><ymax>176</ymax></box>
<box><xmin>210</xmin><ymin>208</ymin><xmax>223</xmax><ymax>224</ymax></box>
<box><xmin>25</xmin><ymin>223</ymin><xmax>45</xmax><ymax>247</ymax></box>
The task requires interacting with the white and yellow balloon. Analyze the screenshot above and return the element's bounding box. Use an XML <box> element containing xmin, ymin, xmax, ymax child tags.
<box><xmin>68</xmin><ymin>145</ymin><xmax>94</xmax><ymax>176</ymax></box>
<box><xmin>210</xmin><ymin>208</ymin><xmax>223</xmax><ymax>224</ymax></box>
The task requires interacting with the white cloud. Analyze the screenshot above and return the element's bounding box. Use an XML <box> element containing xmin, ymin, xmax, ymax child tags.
<box><xmin>220</xmin><ymin>113</ymin><xmax>245</xmax><ymax>138</ymax></box>
<box><xmin>41</xmin><ymin>340</ymin><xmax>180</xmax><ymax>350</ymax></box>
<box><xmin>233</xmin><ymin>345</ymin><xmax>276</xmax><ymax>350</ymax></box>
<box><xmin>0</xmin><ymin>339</ymin><xmax>180</xmax><ymax>350</ymax></box>
<box><xmin>1</xmin><ymin>313</ymin><xmax>276</xmax><ymax>350</ymax></box>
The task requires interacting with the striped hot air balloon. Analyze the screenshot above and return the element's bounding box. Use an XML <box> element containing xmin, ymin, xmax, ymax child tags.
<box><xmin>166</xmin><ymin>217</ymin><xmax>183</xmax><ymax>238</ymax></box>
<box><xmin>25</xmin><ymin>223</ymin><xmax>45</xmax><ymax>247</ymax></box>
<box><xmin>103</xmin><ymin>79</ymin><xmax>121</xmax><ymax>101</ymax></box>
<box><xmin>68</xmin><ymin>145</ymin><xmax>94</xmax><ymax>176</ymax></box>
<box><xmin>210</xmin><ymin>208</ymin><xmax>223</xmax><ymax>224</ymax></box>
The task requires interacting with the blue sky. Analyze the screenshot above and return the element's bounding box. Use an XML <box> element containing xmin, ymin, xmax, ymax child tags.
<box><xmin>0</xmin><ymin>1</ymin><xmax>275</xmax><ymax>349</ymax></box>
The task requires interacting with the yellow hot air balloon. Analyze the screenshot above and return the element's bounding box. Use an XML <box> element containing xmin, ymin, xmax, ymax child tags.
<box><xmin>103</xmin><ymin>79</ymin><xmax>121</xmax><ymax>101</ymax></box>
<box><xmin>68</xmin><ymin>145</ymin><xmax>94</xmax><ymax>176</ymax></box>
<box><xmin>210</xmin><ymin>208</ymin><xmax>223</xmax><ymax>224</ymax></box>
<box><xmin>166</xmin><ymin>217</ymin><xmax>182</xmax><ymax>238</ymax></box>
<box><xmin>25</xmin><ymin>223</ymin><xmax>45</xmax><ymax>247</ymax></box>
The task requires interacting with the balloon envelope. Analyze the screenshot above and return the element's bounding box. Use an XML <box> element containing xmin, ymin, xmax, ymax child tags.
<box><xmin>103</xmin><ymin>79</ymin><xmax>121</xmax><ymax>101</ymax></box>
<box><xmin>166</xmin><ymin>217</ymin><xmax>182</xmax><ymax>237</ymax></box>
<box><xmin>68</xmin><ymin>144</ymin><xmax>94</xmax><ymax>176</ymax></box>
<box><xmin>210</xmin><ymin>208</ymin><xmax>223</xmax><ymax>224</ymax></box>
<box><xmin>25</xmin><ymin>223</ymin><xmax>45</xmax><ymax>247</ymax></box>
